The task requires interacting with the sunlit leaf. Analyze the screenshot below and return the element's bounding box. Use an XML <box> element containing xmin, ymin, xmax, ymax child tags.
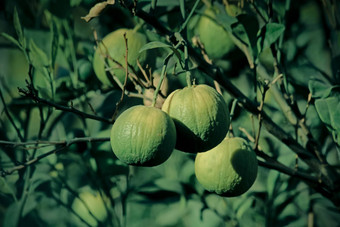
<box><xmin>81</xmin><ymin>0</ymin><xmax>115</xmax><ymax>22</ymax></box>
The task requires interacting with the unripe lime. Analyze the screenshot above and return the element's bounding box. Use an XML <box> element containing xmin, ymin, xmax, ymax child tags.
<box><xmin>110</xmin><ymin>105</ymin><xmax>176</xmax><ymax>166</ymax></box>
<box><xmin>93</xmin><ymin>28</ymin><xmax>147</xmax><ymax>86</ymax></box>
<box><xmin>195</xmin><ymin>137</ymin><xmax>258</xmax><ymax>196</ymax></box>
<box><xmin>72</xmin><ymin>191</ymin><xmax>108</xmax><ymax>226</ymax></box>
<box><xmin>196</xmin><ymin>8</ymin><xmax>235</xmax><ymax>60</ymax></box>
<box><xmin>162</xmin><ymin>84</ymin><xmax>230</xmax><ymax>153</ymax></box>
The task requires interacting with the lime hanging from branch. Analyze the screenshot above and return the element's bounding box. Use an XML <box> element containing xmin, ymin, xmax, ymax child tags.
<box><xmin>162</xmin><ymin>84</ymin><xmax>230</xmax><ymax>153</ymax></box>
<box><xmin>110</xmin><ymin>105</ymin><xmax>176</xmax><ymax>166</ymax></box>
<box><xmin>195</xmin><ymin>137</ymin><xmax>258</xmax><ymax>196</ymax></box>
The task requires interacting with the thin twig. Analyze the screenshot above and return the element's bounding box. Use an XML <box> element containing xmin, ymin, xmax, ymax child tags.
<box><xmin>112</xmin><ymin>32</ymin><xmax>129</xmax><ymax>121</ymax></box>
<box><xmin>137</xmin><ymin>59</ymin><xmax>151</xmax><ymax>85</ymax></box>
<box><xmin>18</xmin><ymin>87</ymin><xmax>112</xmax><ymax>124</ymax></box>
<box><xmin>254</xmin><ymin>83</ymin><xmax>269</xmax><ymax>150</ymax></box>
<box><xmin>0</xmin><ymin>137</ymin><xmax>109</xmax><ymax>147</ymax></box>
<box><xmin>0</xmin><ymin>137</ymin><xmax>110</xmax><ymax>176</ymax></box>
<box><xmin>239</xmin><ymin>127</ymin><xmax>321</xmax><ymax>185</ymax></box>
<box><xmin>0</xmin><ymin>88</ymin><xmax>24</xmax><ymax>141</ymax></box>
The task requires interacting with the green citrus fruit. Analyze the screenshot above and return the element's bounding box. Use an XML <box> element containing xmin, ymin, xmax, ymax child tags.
<box><xmin>196</xmin><ymin>8</ymin><xmax>235</xmax><ymax>60</ymax></box>
<box><xmin>93</xmin><ymin>28</ymin><xmax>147</xmax><ymax>86</ymax></box>
<box><xmin>195</xmin><ymin>137</ymin><xmax>258</xmax><ymax>196</ymax></box>
<box><xmin>72</xmin><ymin>191</ymin><xmax>108</xmax><ymax>226</ymax></box>
<box><xmin>110</xmin><ymin>105</ymin><xmax>176</xmax><ymax>166</ymax></box>
<box><xmin>162</xmin><ymin>84</ymin><xmax>230</xmax><ymax>153</ymax></box>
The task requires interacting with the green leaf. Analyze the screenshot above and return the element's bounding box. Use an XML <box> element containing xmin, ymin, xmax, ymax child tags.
<box><xmin>70</xmin><ymin>0</ymin><xmax>82</xmax><ymax>7</ymax></box>
<box><xmin>215</xmin><ymin>2</ymin><xmax>238</xmax><ymax>31</ymax></box>
<box><xmin>139</xmin><ymin>41</ymin><xmax>173</xmax><ymax>53</ymax></box>
<box><xmin>13</xmin><ymin>7</ymin><xmax>26</xmax><ymax>49</ymax></box>
<box><xmin>236</xmin><ymin>197</ymin><xmax>254</xmax><ymax>220</ymax></box>
<box><xmin>1</xmin><ymin>33</ymin><xmax>22</xmax><ymax>50</ymax></box>
<box><xmin>29</xmin><ymin>39</ymin><xmax>49</xmax><ymax>68</ymax></box>
<box><xmin>231</xmin><ymin>21</ymin><xmax>250</xmax><ymax>46</ymax></box>
<box><xmin>139</xmin><ymin>41</ymin><xmax>182</xmax><ymax>65</ymax></box>
<box><xmin>81</xmin><ymin>0</ymin><xmax>115</xmax><ymax>22</ymax></box>
<box><xmin>258</xmin><ymin>23</ymin><xmax>285</xmax><ymax>52</ymax></box>
<box><xmin>154</xmin><ymin>178</ymin><xmax>184</xmax><ymax>194</ymax></box>
<box><xmin>315</xmin><ymin>97</ymin><xmax>340</xmax><ymax>131</ymax></box>
<box><xmin>265</xmin><ymin>23</ymin><xmax>285</xmax><ymax>45</ymax></box>
<box><xmin>3</xmin><ymin>202</ymin><xmax>21</xmax><ymax>227</ymax></box>
<box><xmin>308</xmin><ymin>79</ymin><xmax>332</xmax><ymax>98</ymax></box>
<box><xmin>275</xmin><ymin>191</ymin><xmax>300</xmax><ymax>216</ymax></box>
<box><xmin>155</xmin><ymin>200</ymin><xmax>184</xmax><ymax>226</ymax></box>
<box><xmin>314</xmin><ymin>198</ymin><xmax>340</xmax><ymax>227</ymax></box>
<box><xmin>50</xmin><ymin>20</ymin><xmax>59</xmax><ymax>67</ymax></box>
<box><xmin>179</xmin><ymin>0</ymin><xmax>185</xmax><ymax>19</ymax></box>
<box><xmin>315</xmin><ymin>94</ymin><xmax>340</xmax><ymax>145</ymax></box>
<box><xmin>267</xmin><ymin>170</ymin><xmax>280</xmax><ymax>199</ymax></box>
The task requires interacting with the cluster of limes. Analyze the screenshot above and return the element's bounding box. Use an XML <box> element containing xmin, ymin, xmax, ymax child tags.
<box><xmin>94</xmin><ymin>8</ymin><xmax>257</xmax><ymax>197</ymax></box>
<box><xmin>110</xmin><ymin>83</ymin><xmax>257</xmax><ymax>197</ymax></box>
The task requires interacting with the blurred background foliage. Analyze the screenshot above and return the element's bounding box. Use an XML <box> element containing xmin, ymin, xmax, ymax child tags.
<box><xmin>0</xmin><ymin>0</ymin><xmax>340</xmax><ymax>226</ymax></box>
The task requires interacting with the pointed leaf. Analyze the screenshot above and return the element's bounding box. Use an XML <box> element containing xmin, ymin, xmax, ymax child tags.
<box><xmin>179</xmin><ymin>0</ymin><xmax>185</xmax><ymax>19</ymax></box>
<box><xmin>1</xmin><ymin>33</ymin><xmax>21</xmax><ymax>50</ymax></box>
<box><xmin>13</xmin><ymin>7</ymin><xmax>26</xmax><ymax>48</ymax></box>
<box><xmin>81</xmin><ymin>0</ymin><xmax>115</xmax><ymax>22</ymax></box>
<box><xmin>50</xmin><ymin>20</ymin><xmax>59</xmax><ymax>67</ymax></box>
<box><xmin>264</xmin><ymin>23</ymin><xmax>285</xmax><ymax>46</ymax></box>
<box><xmin>258</xmin><ymin>23</ymin><xmax>285</xmax><ymax>52</ymax></box>
<box><xmin>315</xmin><ymin>97</ymin><xmax>340</xmax><ymax>130</ymax></box>
<box><xmin>308</xmin><ymin>79</ymin><xmax>332</xmax><ymax>98</ymax></box>
<box><xmin>139</xmin><ymin>41</ymin><xmax>173</xmax><ymax>53</ymax></box>
<box><xmin>29</xmin><ymin>39</ymin><xmax>49</xmax><ymax>68</ymax></box>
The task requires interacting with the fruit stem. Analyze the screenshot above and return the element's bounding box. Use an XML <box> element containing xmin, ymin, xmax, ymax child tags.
<box><xmin>132</xmin><ymin>22</ymin><xmax>144</xmax><ymax>33</ymax></box>
<box><xmin>178</xmin><ymin>0</ymin><xmax>201</xmax><ymax>33</ymax></box>
<box><xmin>184</xmin><ymin>44</ymin><xmax>192</xmax><ymax>87</ymax></box>
<box><xmin>226</xmin><ymin>99</ymin><xmax>238</xmax><ymax>138</ymax></box>
<box><xmin>152</xmin><ymin>53</ymin><xmax>172</xmax><ymax>107</ymax></box>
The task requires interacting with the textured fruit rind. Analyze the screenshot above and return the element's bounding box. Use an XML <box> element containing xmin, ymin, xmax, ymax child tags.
<box><xmin>110</xmin><ymin>105</ymin><xmax>176</xmax><ymax>166</ymax></box>
<box><xmin>93</xmin><ymin>29</ymin><xmax>147</xmax><ymax>86</ymax></box>
<box><xmin>195</xmin><ymin>137</ymin><xmax>258</xmax><ymax>196</ymax></box>
<box><xmin>196</xmin><ymin>8</ymin><xmax>235</xmax><ymax>60</ymax></box>
<box><xmin>72</xmin><ymin>191</ymin><xmax>108</xmax><ymax>226</ymax></box>
<box><xmin>162</xmin><ymin>84</ymin><xmax>230</xmax><ymax>153</ymax></box>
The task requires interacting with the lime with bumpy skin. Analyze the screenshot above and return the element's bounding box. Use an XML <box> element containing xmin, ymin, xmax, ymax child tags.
<box><xmin>162</xmin><ymin>84</ymin><xmax>230</xmax><ymax>153</ymax></box>
<box><xmin>110</xmin><ymin>105</ymin><xmax>176</xmax><ymax>166</ymax></box>
<box><xmin>93</xmin><ymin>28</ymin><xmax>147</xmax><ymax>86</ymax></box>
<box><xmin>195</xmin><ymin>137</ymin><xmax>258</xmax><ymax>197</ymax></box>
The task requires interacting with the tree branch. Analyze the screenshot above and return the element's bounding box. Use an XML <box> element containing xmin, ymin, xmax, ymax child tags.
<box><xmin>0</xmin><ymin>88</ymin><xmax>24</xmax><ymax>141</ymax></box>
<box><xmin>18</xmin><ymin>86</ymin><xmax>113</xmax><ymax>124</ymax></box>
<box><xmin>0</xmin><ymin>137</ymin><xmax>110</xmax><ymax>176</ymax></box>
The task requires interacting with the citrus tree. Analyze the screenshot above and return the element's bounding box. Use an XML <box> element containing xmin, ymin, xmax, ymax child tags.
<box><xmin>1</xmin><ymin>0</ymin><xmax>340</xmax><ymax>226</ymax></box>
